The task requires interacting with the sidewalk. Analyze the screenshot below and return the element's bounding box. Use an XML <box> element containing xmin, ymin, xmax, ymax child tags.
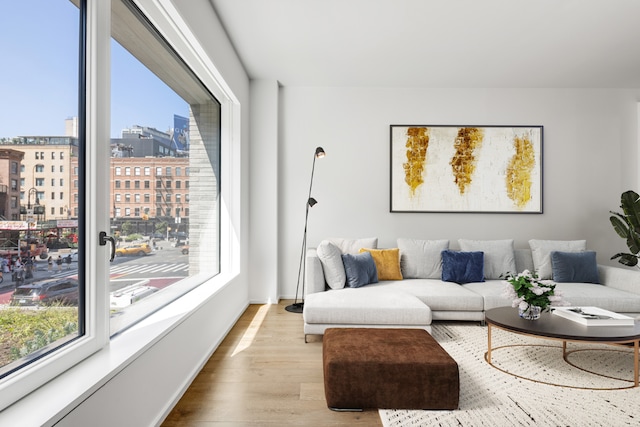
<box><xmin>0</xmin><ymin>259</ymin><xmax>61</xmax><ymax>291</ymax></box>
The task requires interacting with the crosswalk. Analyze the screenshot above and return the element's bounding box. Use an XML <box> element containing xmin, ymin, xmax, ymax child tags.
<box><xmin>110</xmin><ymin>262</ymin><xmax>188</xmax><ymax>275</ymax></box>
<box><xmin>47</xmin><ymin>262</ymin><xmax>188</xmax><ymax>278</ymax></box>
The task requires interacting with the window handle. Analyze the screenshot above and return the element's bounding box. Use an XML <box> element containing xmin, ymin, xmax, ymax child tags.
<box><xmin>99</xmin><ymin>231</ymin><xmax>116</xmax><ymax>262</ymax></box>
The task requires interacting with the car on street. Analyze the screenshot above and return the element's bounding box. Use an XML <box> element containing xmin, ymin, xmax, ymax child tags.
<box><xmin>10</xmin><ymin>278</ymin><xmax>80</xmax><ymax>306</ymax></box>
<box><xmin>110</xmin><ymin>284</ymin><xmax>159</xmax><ymax>308</ymax></box>
<box><xmin>115</xmin><ymin>243</ymin><xmax>152</xmax><ymax>257</ymax></box>
<box><xmin>169</xmin><ymin>231</ymin><xmax>188</xmax><ymax>240</ymax></box>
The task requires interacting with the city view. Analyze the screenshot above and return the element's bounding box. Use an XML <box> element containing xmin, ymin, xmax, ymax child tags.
<box><xmin>0</xmin><ymin>0</ymin><xmax>221</xmax><ymax>379</ymax></box>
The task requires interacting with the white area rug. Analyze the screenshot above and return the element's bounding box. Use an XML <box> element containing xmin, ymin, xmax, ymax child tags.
<box><xmin>379</xmin><ymin>323</ymin><xmax>639</xmax><ymax>426</ymax></box>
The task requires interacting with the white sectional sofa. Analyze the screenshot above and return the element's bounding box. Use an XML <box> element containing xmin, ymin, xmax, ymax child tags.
<box><xmin>302</xmin><ymin>238</ymin><xmax>640</xmax><ymax>341</ymax></box>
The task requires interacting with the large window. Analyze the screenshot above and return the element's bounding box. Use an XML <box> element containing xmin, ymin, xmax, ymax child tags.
<box><xmin>0</xmin><ymin>0</ymin><xmax>82</xmax><ymax>405</ymax></box>
<box><xmin>0</xmin><ymin>0</ymin><xmax>222</xmax><ymax>411</ymax></box>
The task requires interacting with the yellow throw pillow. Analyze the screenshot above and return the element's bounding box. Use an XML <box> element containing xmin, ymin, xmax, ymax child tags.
<box><xmin>359</xmin><ymin>248</ymin><xmax>403</xmax><ymax>281</ymax></box>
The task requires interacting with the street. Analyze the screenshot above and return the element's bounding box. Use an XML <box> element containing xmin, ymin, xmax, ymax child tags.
<box><xmin>0</xmin><ymin>242</ymin><xmax>189</xmax><ymax>305</ymax></box>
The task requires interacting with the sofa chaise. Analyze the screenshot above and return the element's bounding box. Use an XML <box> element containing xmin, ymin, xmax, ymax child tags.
<box><xmin>302</xmin><ymin>238</ymin><xmax>640</xmax><ymax>341</ymax></box>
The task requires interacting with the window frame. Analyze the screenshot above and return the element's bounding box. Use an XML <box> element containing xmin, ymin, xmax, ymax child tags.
<box><xmin>0</xmin><ymin>0</ymin><xmax>110</xmax><ymax>411</ymax></box>
<box><xmin>0</xmin><ymin>0</ymin><xmax>240</xmax><ymax>417</ymax></box>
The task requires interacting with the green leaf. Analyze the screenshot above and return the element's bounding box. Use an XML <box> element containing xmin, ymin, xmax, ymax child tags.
<box><xmin>628</xmin><ymin>232</ymin><xmax>640</xmax><ymax>255</ymax></box>
<box><xmin>614</xmin><ymin>253</ymin><xmax>639</xmax><ymax>267</ymax></box>
<box><xmin>610</xmin><ymin>215</ymin><xmax>630</xmax><ymax>239</ymax></box>
<box><xmin>621</xmin><ymin>190</ymin><xmax>640</xmax><ymax>232</ymax></box>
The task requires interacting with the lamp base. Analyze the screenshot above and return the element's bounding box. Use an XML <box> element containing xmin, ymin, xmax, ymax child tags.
<box><xmin>285</xmin><ymin>302</ymin><xmax>304</xmax><ymax>313</ymax></box>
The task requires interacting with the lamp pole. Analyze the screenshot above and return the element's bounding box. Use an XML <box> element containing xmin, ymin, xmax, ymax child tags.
<box><xmin>25</xmin><ymin>187</ymin><xmax>39</xmax><ymax>257</ymax></box>
<box><xmin>286</xmin><ymin>147</ymin><xmax>326</xmax><ymax>314</ymax></box>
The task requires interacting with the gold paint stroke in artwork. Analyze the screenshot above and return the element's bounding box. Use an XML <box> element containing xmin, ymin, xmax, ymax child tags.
<box><xmin>506</xmin><ymin>135</ymin><xmax>535</xmax><ymax>209</ymax></box>
<box><xmin>450</xmin><ymin>127</ymin><xmax>483</xmax><ymax>195</ymax></box>
<box><xmin>403</xmin><ymin>127</ymin><xmax>429</xmax><ymax>197</ymax></box>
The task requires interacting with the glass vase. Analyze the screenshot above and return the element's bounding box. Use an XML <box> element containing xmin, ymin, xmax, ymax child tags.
<box><xmin>519</xmin><ymin>305</ymin><xmax>541</xmax><ymax>320</ymax></box>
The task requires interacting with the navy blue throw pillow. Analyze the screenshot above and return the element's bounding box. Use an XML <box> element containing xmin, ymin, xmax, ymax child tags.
<box><xmin>441</xmin><ymin>250</ymin><xmax>485</xmax><ymax>284</ymax></box>
<box><xmin>550</xmin><ymin>251</ymin><xmax>599</xmax><ymax>283</ymax></box>
<box><xmin>341</xmin><ymin>252</ymin><xmax>378</xmax><ymax>288</ymax></box>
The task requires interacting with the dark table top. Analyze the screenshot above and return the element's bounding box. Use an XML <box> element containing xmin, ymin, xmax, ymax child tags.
<box><xmin>485</xmin><ymin>307</ymin><xmax>640</xmax><ymax>343</ymax></box>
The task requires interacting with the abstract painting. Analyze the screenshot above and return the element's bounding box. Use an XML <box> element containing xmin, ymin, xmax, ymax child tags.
<box><xmin>390</xmin><ymin>125</ymin><xmax>543</xmax><ymax>213</ymax></box>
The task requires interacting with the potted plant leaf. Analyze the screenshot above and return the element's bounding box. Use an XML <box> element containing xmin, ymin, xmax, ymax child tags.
<box><xmin>610</xmin><ymin>190</ymin><xmax>640</xmax><ymax>267</ymax></box>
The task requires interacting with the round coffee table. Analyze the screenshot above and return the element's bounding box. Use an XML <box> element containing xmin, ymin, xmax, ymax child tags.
<box><xmin>484</xmin><ymin>307</ymin><xmax>640</xmax><ymax>389</ymax></box>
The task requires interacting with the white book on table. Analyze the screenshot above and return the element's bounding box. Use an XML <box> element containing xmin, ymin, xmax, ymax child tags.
<box><xmin>552</xmin><ymin>306</ymin><xmax>635</xmax><ymax>326</ymax></box>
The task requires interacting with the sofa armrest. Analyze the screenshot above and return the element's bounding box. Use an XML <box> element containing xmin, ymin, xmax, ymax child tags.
<box><xmin>598</xmin><ymin>264</ymin><xmax>640</xmax><ymax>295</ymax></box>
<box><xmin>305</xmin><ymin>248</ymin><xmax>326</xmax><ymax>295</ymax></box>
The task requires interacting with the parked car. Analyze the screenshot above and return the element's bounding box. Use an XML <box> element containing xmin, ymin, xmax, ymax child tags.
<box><xmin>10</xmin><ymin>278</ymin><xmax>79</xmax><ymax>306</ymax></box>
<box><xmin>115</xmin><ymin>243</ymin><xmax>152</xmax><ymax>257</ymax></box>
<box><xmin>169</xmin><ymin>231</ymin><xmax>188</xmax><ymax>240</ymax></box>
<box><xmin>110</xmin><ymin>284</ymin><xmax>159</xmax><ymax>308</ymax></box>
<box><xmin>47</xmin><ymin>240</ymin><xmax>71</xmax><ymax>250</ymax></box>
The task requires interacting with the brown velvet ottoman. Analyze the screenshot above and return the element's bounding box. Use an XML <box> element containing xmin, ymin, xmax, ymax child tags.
<box><xmin>322</xmin><ymin>328</ymin><xmax>459</xmax><ymax>410</ymax></box>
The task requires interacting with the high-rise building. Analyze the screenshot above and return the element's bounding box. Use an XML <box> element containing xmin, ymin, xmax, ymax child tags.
<box><xmin>65</xmin><ymin>117</ymin><xmax>79</xmax><ymax>138</ymax></box>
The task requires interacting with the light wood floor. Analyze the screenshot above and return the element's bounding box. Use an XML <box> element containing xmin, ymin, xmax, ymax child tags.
<box><xmin>161</xmin><ymin>300</ymin><xmax>382</xmax><ymax>426</ymax></box>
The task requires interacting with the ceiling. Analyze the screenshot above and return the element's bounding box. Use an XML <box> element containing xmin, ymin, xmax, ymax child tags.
<box><xmin>209</xmin><ymin>0</ymin><xmax>640</xmax><ymax>88</ymax></box>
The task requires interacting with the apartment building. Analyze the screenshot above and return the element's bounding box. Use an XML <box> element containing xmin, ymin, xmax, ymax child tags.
<box><xmin>71</xmin><ymin>155</ymin><xmax>190</xmax><ymax>236</ymax></box>
<box><xmin>0</xmin><ymin>130</ymin><xmax>188</xmax><ymax>238</ymax></box>
<box><xmin>0</xmin><ymin>137</ymin><xmax>78</xmax><ymax>222</ymax></box>
<box><xmin>0</xmin><ymin>148</ymin><xmax>24</xmax><ymax>220</ymax></box>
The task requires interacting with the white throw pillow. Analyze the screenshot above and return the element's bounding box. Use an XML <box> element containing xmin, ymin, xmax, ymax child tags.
<box><xmin>397</xmin><ymin>238</ymin><xmax>449</xmax><ymax>279</ymax></box>
<box><xmin>326</xmin><ymin>237</ymin><xmax>378</xmax><ymax>255</ymax></box>
<box><xmin>459</xmin><ymin>239</ymin><xmax>516</xmax><ymax>280</ymax></box>
<box><xmin>316</xmin><ymin>240</ymin><xmax>346</xmax><ymax>289</ymax></box>
<box><xmin>529</xmin><ymin>239</ymin><xmax>587</xmax><ymax>279</ymax></box>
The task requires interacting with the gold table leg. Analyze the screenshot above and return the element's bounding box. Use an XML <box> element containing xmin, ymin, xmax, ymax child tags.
<box><xmin>635</xmin><ymin>340</ymin><xmax>639</xmax><ymax>387</ymax></box>
<box><xmin>487</xmin><ymin>323</ymin><xmax>492</xmax><ymax>363</ymax></box>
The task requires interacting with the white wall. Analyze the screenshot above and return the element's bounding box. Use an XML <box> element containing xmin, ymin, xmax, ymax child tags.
<box><xmin>277</xmin><ymin>87</ymin><xmax>640</xmax><ymax>298</ymax></box>
<box><xmin>249</xmin><ymin>80</ymin><xmax>280</xmax><ymax>303</ymax></box>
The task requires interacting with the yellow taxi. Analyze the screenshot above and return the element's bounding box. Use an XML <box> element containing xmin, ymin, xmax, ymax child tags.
<box><xmin>115</xmin><ymin>243</ymin><xmax>152</xmax><ymax>257</ymax></box>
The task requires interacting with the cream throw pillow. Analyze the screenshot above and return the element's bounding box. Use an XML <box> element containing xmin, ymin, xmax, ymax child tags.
<box><xmin>459</xmin><ymin>239</ymin><xmax>516</xmax><ymax>279</ymax></box>
<box><xmin>326</xmin><ymin>237</ymin><xmax>378</xmax><ymax>255</ymax></box>
<box><xmin>316</xmin><ymin>240</ymin><xmax>346</xmax><ymax>289</ymax></box>
<box><xmin>397</xmin><ymin>238</ymin><xmax>449</xmax><ymax>279</ymax></box>
<box><xmin>529</xmin><ymin>239</ymin><xmax>587</xmax><ymax>279</ymax></box>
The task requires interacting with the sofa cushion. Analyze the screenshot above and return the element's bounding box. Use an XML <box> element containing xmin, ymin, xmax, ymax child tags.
<box><xmin>529</xmin><ymin>239</ymin><xmax>586</xmax><ymax>279</ymax></box>
<box><xmin>303</xmin><ymin>287</ymin><xmax>432</xmax><ymax>325</ymax></box>
<box><xmin>554</xmin><ymin>282</ymin><xmax>640</xmax><ymax>313</ymax></box>
<box><xmin>393</xmin><ymin>280</ymin><xmax>485</xmax><ymax>311</ymax></box>
<box><xmin>397</xmin><ymin>238</ymin><xmax>449</xmax><ymax>279</ymax></box>
<box><xmin>462</xmin><ymin>281</ymin><xmax>512</xmax><ymax>311</ymax></box>
<box><xmin>327</xmin><ymin>237</ymin><xmax>378</xmax><ymax>255</ymax></box>
<box><xmin>463</xmin><ymin>280</ymin><xmax>640</xmax><ymax>313</ymax></box>
<box><xmin>360</xmin><ymin>248</ymin><xmax>403</xmax><ymax>280</ymax></box>
<box><xmin>342</xmin><ymin>252</ymin><xmax>378</xmax><ymax>288</ymax></box>
<box><xmin>459</xmin><ymin>239</ymin><xmax>516</xmax><ymax>279</ymax></box>
<box><xmin>317</xmin><ymin>240</ymin><xmax>346</xmax><ymax>289</ymax></box>
<box><xmin>551</xmin><ymin>251</ymin><xmax>599</xmax><ymax>284</ymax></box>
<box><xmin>441</xmin><ymin>250</ymin><xmax>484</xmax><ymax>284</ymax></box>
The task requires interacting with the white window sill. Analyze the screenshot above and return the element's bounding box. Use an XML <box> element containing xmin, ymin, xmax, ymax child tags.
<box><xmin>0</xmin><ymin>271</ymin><xmax>238</xmax><ymax>426</ymax></box>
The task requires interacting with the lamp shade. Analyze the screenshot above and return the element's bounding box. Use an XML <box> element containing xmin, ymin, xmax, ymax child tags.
<box><xmin>315</xmin><ymin>147</ymin><xmax>326</xmax><ymax>158</ymax></box>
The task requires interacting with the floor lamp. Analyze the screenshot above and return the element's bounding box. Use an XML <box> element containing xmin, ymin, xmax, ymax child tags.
<box><xmin>286</xmin><ymin>146</ymin><xmax>326</xmax><ymax>313</ymax></box>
